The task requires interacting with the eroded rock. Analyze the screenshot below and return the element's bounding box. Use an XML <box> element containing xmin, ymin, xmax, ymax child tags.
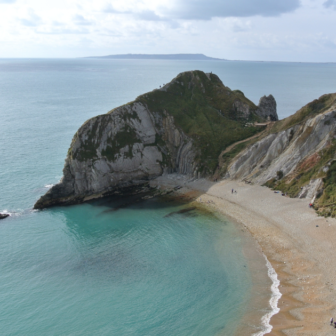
<box><xmin>256</xmin><ymin>95</ymin><xmax>278</xmax><ymax>121</ymax></box>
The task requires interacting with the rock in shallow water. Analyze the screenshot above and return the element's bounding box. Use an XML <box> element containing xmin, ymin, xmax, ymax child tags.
<box><xmin>0</xmin><ymin>213</ymin><xmax>9</xmax><ymax>220</ymax></box>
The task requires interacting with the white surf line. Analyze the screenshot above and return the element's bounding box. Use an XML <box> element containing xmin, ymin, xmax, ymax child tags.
<box><xmin>252</xmin><ymin>255</ymin><xmax>282</xmax><ymax>336</ymax></box>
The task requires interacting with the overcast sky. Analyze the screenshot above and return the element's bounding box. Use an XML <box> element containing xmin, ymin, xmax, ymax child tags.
<box><xmin>0</xmin><ymin>0</ymin><xmax>336</xmax><ymax>61</ymax></box>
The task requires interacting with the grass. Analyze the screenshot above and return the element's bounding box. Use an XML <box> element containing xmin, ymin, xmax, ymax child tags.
<box><xmin>269</xmin><ymin>93</ymin><xmax>336</xmax><ymax>134</ymax></box>
<box><xmin>264</xmin><ymin>140</ymin><xmax>336</xmax><ymax>213</ymax></box>
<box><xmin>136</xmin><ymin>71</ymin><xmax>264</xmax><ymax>175</ymax></box>
<box><xmin>68</xmin><ymin>70</ymin><xmax>267</xmax><ymax>175</ymax></box>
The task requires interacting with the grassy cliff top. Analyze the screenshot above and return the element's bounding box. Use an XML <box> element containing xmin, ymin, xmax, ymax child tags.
<box><xmin>133</xmin><ymin>70</ymin><xmax>265</xmax><ymax>174</ymax></box>
<box><xmin>270</xmin><ymin>93</ymin><xmax>336</xmax><ymax>134</ymax></box>
<box><xmin>72</xmin><ymin>70</ymin><xmax>266</xmax><ymax>176</ymax></box>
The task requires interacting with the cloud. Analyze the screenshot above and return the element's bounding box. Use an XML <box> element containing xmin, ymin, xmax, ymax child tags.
<box><xmin>135</xmin><ymin>10</ymin><xmax>166</xmax><ymax>21</ymax></box>
<box><xmin>19</xmin><ymin>9</ymin><xmax>42</xmax><ymax>27</ymax></box>
<box><xmin>324</xmin><ymin>0</ymin><xmax>336</xmax><ymax>9</ymax></box>
<box><xmin>167</xmin><ymin>0</ymin><xmax>301</xmax><ymax>20</ymax></box>
<box><xmin>73</xmin><ymin>14</ymin><xmax>92</xmax><ymax>26</ymax></box>
<box><xmin>36</xmin><ymin>27</ymin><xmax>90</xmax><ymax>35</ymax></box>
<box><xmin>102</xmin><ymin>4</ymin><xmax>169</xmax><ymax>22</ymax></box>
<box><xmin>102</xmin><ymin>4</ymin><xmax>130</xmax><ymax>14</ymax></box>
<box><xmin>230</xmin><ymin>19</ymin><xmax>251</xmax><ymax>32</ymax></box>
<box><xmin>0</xmin><ymin>0</ymin><xmax>16</xmax><ymax>3</ymax></box>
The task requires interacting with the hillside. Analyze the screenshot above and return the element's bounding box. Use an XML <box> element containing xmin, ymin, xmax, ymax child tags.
<box><xmin>227</xmin><ymin>92</ymin><xmax>336</xmax><ymax>217</ymax></box>
<box><xmin>34</xmin><ymin>70</ymin><xmax>275</xmax><ymax>209</ymax></box>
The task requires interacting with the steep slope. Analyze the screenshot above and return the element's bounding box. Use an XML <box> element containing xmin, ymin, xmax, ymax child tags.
<box><xmin>34</xmin><ymin>70</ymin><xmax>272</xmax><ymax>209</ymax></box>
<box><xmin>227</xmin><ymin>93</ymin><xmax>336</xmax><ymax>216</ymax></box>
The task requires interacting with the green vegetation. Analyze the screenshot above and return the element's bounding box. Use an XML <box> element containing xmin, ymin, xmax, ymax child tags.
<box><xmin>136</xmin><ymin>71</ymin><xmax>264</xmax><ymax>174</ymax></box>
<box><xmin>315</xmin><ymin>160</ymin><xmax>336</xmax><ymax>217</ymax></box>
<box><xmin>276</xmin><ymin>170</ymin><xmax>284</xmax><ymax>180</ymax></box>
<box><xmin>261</xmin><ymin>94</ymin><xmax>336</xmax><ymax>217</ymax></box>
<box><xmin>269</xmin><ymin>93</ymin><xmax>336</xmax><ymax>134</ymax></box>
<box><xmin>220</xmin><ymin>141</ymin><xmax>252</xmax><ymax>175</ymax></box>
<box><xmin>70</xmin><ymin>115</ymin><xmax>140</xmax><ymax>161</ymax></box>
<box><xmin>69</xmin><ymin>70</ymin><xmax>267</xmax><ymax>174</ymax></box>
<box><xmin>265</xmin><ymin>139</ymin><xmax>336</xmax><ymax>206</ymax></box>
<box><xmin>101</xmin><ymin>125</ymin><xmax>138</xmax><ymax>160</ymax></box>
<box><xmin>69</xmin><ymin>116</ymin><xmax>106</xmax><ymax>161</ymax></box>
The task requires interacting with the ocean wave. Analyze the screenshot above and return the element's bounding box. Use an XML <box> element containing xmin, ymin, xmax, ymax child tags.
<box><xmin>44</xmin><ymin>184</ymin><xmax>54</xmax><ymax>188</ymax></box>
<box><xmin>1</xmin><ymin>209</ymin><xmax>33</xmax><ymax>218</ymax></box>
<box><xmin>252</xmin><ymin>255</ymin><xmax>282</xmax><ymax>336</ymax></box>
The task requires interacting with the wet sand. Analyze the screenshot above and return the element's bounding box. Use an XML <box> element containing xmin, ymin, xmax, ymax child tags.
<box><xmin>151</xmin><ymin>175</ymin><xmax>336</xmax><ymax>335</ymax></box>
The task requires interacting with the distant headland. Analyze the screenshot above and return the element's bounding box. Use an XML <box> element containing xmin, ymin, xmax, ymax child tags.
<box><xmin>85</xmin><ymin>53</ymin><xmax>224</xmax><ymax>61</ymax></box>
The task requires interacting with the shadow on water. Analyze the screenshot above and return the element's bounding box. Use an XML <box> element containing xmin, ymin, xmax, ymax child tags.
<box><xmin>43</xmin><ymin>191</ymin><xmax>223</xmax><ymax>282</ymax></box>
<box><xmin>164</xmin><ymin>207</ymin><xmax>197</xmax><ymax>218</ymax></box>
<box><xmin>87</xmin><ymin>191</ymin><xmax>217</xmax><ymax>219</ymax></box>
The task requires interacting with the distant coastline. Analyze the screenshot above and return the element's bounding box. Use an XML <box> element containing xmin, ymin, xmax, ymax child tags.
<box><xmin>84</xmin><ymin>53</ymin><xmax>224</xmax><ymax>61</ymax></box>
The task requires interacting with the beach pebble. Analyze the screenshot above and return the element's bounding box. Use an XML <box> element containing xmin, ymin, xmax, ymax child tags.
<box><xmin>316</xmin><ymin>225</ymin><xmax>319</xmax><ymax>227</ymax></box>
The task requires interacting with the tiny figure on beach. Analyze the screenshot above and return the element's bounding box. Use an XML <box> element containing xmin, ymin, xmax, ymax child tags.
<box><xmin>231</xmin><ymin>189</ymin><xmax>233</xmax><ymax>194</ymax></box>
<box><xmin>334</xmin><ymin>321</ymin><xmax>336</xmax><ymax>328</ymax></box>
<box><xmin>309</xmin><ymin>203</ymin><xmax>312</xmax><ymax>208</ymax></box>
<box><xmin>330</xmin><ymin>317</ymin><xmax>333</xmax><ymax>325</ymax></box>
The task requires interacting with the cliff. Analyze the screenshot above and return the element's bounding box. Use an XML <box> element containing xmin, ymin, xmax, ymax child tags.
<box><xmin>226</xmin><ymin>93</ymin><xmax>336</xmax><ymax>217</ymax></box>
<box><xmin>34</xmin><ymin>70</ymin><xmax>271</xmax><ymax>209</ymax></box>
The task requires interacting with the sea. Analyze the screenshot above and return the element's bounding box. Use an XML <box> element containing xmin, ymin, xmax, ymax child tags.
<box><xmin>1</xmin><ymin>59</ymin><xmax>336</xmax><ymax>336</ymax></box>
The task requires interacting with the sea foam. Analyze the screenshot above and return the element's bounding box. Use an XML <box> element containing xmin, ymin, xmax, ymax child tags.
<box><xmin>253</xmin><ymin>255</ymin><xmax>282</xmax><ymax>336</ymax></box>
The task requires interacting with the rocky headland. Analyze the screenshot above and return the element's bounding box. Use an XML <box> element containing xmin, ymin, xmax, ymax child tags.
<box><xmin>34</xmin><ymin>70</ymin><xmax>275</xmax><ymax>209</ymax></box>
<box><xmin>33</xmin><ymin>69</ymin><xmax>336</xmax><ymax>334</ymax></box>
<box><xmin>35</xmin><ymin>70</ymin><xmax>336</xmax><ymax>218</ymax></box>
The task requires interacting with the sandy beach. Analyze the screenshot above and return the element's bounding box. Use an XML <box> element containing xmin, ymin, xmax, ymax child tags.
<box><xmin>150</xmin><ymin>175</ymin><xmax>336</xmax><ymax>335</ymax></box>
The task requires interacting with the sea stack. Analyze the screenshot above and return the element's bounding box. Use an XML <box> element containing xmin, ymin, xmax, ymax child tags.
<box><xmin>256</xmin><ymin>95</ymin><xmax>278</xmax><ymax>121</ymax></box>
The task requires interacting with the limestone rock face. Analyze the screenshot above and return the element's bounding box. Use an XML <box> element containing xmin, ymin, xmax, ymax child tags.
<box><xmin>34</xmin><ymin>70</ymin><xmax>270</xmax><ymax>209</ymax></box>
<box><xmin>227</xmin><ymin>107</ymin><xmax>336</xmax><ymax>198</ymax></box>
<box><xmin>233</xmin><ymin>99</ymin><xmax>250</xmax><ymax>119</ymax></box>
<box><xmin>34</xmin><ymin>102</ymin><xmax>197</xmax><ymax>209</ymax></box>
<box><xmin>256</xmin><ymin>95</ymin><xmax>278</xmax><ymax>121</ymax></box>
<box><xmin>298</xmin><ymin>178</ymin><xmax>323</xmax><ymax>199</ymax></box>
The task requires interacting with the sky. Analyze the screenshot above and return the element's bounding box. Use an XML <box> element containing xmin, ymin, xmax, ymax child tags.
<box><xmin>0</xmin><ymin>0</ymin><xmax>336</xmax><ymax>61</ymax></box>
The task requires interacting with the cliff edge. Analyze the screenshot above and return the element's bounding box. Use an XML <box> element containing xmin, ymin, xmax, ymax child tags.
<box><xmin>227</xmin><ymin>93</ymin><xmax>336</xmax><ymax>217</ymax></box>
<box><xmin>34</xmin><ymin>70</ymin><xmax>271</xmax><ymax>209</ymax></box>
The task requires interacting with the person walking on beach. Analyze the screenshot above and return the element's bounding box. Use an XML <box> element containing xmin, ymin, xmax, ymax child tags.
<box><xmin>334</xmin><ymin>321</ymin><xmax>336</xmax><ymax>328</ymax></box>
<box><xmin>231</xmin><ymin>189</ymin><xmax>233</xmax><ymax>194</ymax></box>
<box><xmin>330</xmin><ymin>317</ymin><xmax>333</xmax><ymax>325</ymax></box>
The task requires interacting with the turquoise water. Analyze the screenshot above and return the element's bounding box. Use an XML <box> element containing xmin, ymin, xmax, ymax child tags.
<box><xmin>1</xmin><ymin>59</ymin><xmax>336</xmax><ymax>335</ymax></box>
<box><xmin>0</xmin><ymin>198</ymin><xmax>252</xmax><ymax>335</ymax></box>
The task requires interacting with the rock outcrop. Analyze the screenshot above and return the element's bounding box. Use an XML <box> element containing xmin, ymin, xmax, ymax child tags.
<box><xmin>227</xmin><ymin>92</ymin><xmax>336</xmax><ymax>216</ymax></box>
<box><xmin>0</xmin><ymin>213</ymin><xmax>9</xmax><ymax>220</ymax></box>
<box><xmin>35</xmin><ymin>70</ymin><xmax>269</xmax><ymax>209</ymax></box>
<box><xmin>227</xmin><ymin>108</ymin><xmax>336</xmax><ymax>185</ymax></box>
<box><xmin>34</xmin><ymin>102</ymin><xmax>197</xmax><ymax>209</ymax></box>
<box><xmin>256</xmin><ymin>95</ymin><xmax>278</xmax><ymax>121</ymax></box>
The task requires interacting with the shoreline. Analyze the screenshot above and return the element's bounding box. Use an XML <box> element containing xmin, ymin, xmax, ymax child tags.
<box><xmin>151</xmin><ymin>175</ymin><xmax>336</xmax><ymax>335</ymax></box>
